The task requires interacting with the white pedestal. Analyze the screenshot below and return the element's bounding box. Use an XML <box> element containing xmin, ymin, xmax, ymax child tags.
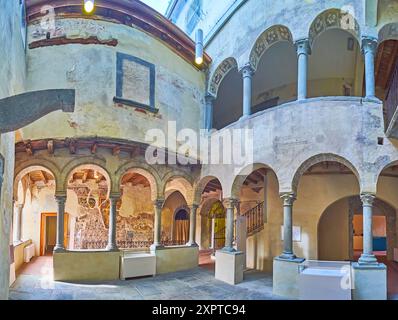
<box><xmin>273</xmin><ymin>257</ymin><xmax>305</xmax><ymax>299</ymax></box>
<box><xmin>120</xmin><ymin>252</ymin><xmax>156</xmax><ymax>280</ymax></box>
<box><xmin>352</xmin><ymin>263</ymin><xmax>387</xmax><ymax>300</ymax></box>
<box><xmin>215</xmin><ymin>250</ymin><xmax>244</xmax><ymax>285</ymax></box>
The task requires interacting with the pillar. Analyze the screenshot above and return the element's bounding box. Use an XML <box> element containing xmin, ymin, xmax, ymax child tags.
<box><xmin>205</xmin><ymin>94</ymin><xmax>214</xmax><ymax>131</ymax></box>
<box><xmin>54</xmin><ymin>194</ymin><xmax>67</xmax><ymax>252</ymax></box>
<box><xmin>358</xmin><ymin>193</ymin><xmax>378</xmax><ymax>264</ymax></box>
<box><xmin>295</xmin><ymin>38</ymin><xmax>311</xmax><ymax>100</ymax></box>
<box><xmin>240</xmin><ymin>64</ymin><xmax>254</xmax><ymax>119</ymax></box>
<box><xmin>223</xmin><ymin>198</ymin><xmax>237</xmax><ymax>252</ymax></box>
<box><xmin>361</xmin><ymin>36</ymin><xmax>378</xmax><ymax>99</ymax></box>
<box><xmin>187</xmin><ymin>204</ymin><xmax>198</xmax><ymax>246</ymax></box>
<box><xmin>151</xmin><ymin>199</ymin><xmax>164</xmax><ymax>250</ymax></box>
<box><xmin>106</xmin><ymin>193</ymin><xmax>120</xmax><ymax>251</ymax></box>
<box><xmin>14</xmin><ymin>204</ymin><xmax>23</xmax><ymax>243</ymax></box>
<box><xmin>279</xmin><ymin>193</ymin><xmax>296</xmax><ymax>260</ymax></box>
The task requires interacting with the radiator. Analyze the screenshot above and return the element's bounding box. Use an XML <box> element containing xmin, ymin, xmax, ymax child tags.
<box><xmin>120</xmin><ymin>252</ymin><xmax>156</xmax><ymax>280</ymax></box>
<box><xmin>23</xmin><ymin>243</ymin><xmax>35</xmax><ymax>263</ymax></box>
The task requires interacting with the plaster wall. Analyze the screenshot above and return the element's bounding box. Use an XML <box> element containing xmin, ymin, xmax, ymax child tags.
<box><xmin>0</xmin><ymin>0</ymin><xmax>26</xmax><ymax>300</ymax></box>
<box><xmin>19</xmin><ymin>18</ymin><xmax>205</xmax><ymax>153</ymax></box>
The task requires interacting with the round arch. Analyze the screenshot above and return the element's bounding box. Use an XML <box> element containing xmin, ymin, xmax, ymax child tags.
<box><xmin>162</xmin><ymin>173</ymin><xmax>194</xmax><ymax>205</ymax></box>
<box><xmin>249</xmin><ymin>25</ymin><xmax>293</xmax><ymax>72</ymax></box>
<box><xmin>378</xmin><ymin>23</ymin><xmax>398</xmax><ymax>43</ymax></box>
<box><xmin>14</xmin><ymin>161</ymin><xmax>60</xmax><ymax>201</ymax></box>
<box><xmin>308</xmin><ymin>8</ymin><xmax>361</xmax><ymax>48</ymax></box>
<box><xmin>63</xmin><ymin>162</ymin><xmax>112</xmax><ymax>196</ymax></box>
<box><xmin>230</xmin><ymin>163</ymin><xmax>279</xmax><ymax>199</ymax></box>
<box><xmin>117</xmin><ymin>166</ymin><xmax>160</xmax><ymax>201</ymax></box>
<box><xmin>291</xmin><ymin>153</ymin><xmax>361</xmax><ymax>194</ymax></box>
<box><xmin>208</xmin><ymin>57</ymin><xmax>238</xmax><ymax>98</ymax></box>
<box><xmin>193</xmin><ymin>175</ymin><xmax>223</xmax><ymax>204</ymax></box>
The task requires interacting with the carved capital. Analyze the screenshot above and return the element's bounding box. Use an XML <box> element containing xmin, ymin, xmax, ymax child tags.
<box><xmin>153</xmin><ymin>199</ymin><xmax>165</xmax><ymax>209</ymax></box>
<box><xmin>361</xmin><ymin>36</ymin><xmax>378</xmax><ymax>55</ymax></box>
<box><xmin>54</xmin><ymin>194</ymin><xmax>67</xmax><ymax>205</ymax></box>
<box><xmin>205</xmin><ymin>93</ymin><xmax>215</xmax><ymax>104</ymax></box>
<box><xmin>280</xmin><ymin>193</ymin><xmax>296</xmax><ymax>206</ymax></box>
<box><xmin>109</xmin><ymin>192</ymin><xmax>121</xmax><ymax>202</ymax></box>
<box><xmin>240</xmin><ymin>64</ymin><xmax>255</xmax><ymax>78</ymax></box>
<box><xmin>295</xmin><ymin>38</ymin><xmax>311</xmax><ymax>56</ymax></box>
<box><xmin>223</xmin><ymin>198</ymin><xmax>239</xmax><ymax>209</ymax></box>
<box><xmin>360</xmin><ymin>193</ymin><xmax>375</xmax><ymax>206</ymax></box>
<box><xmin>191</xmin><ymin>204</ymin><xmax>199</xmax><ymax>211</ymax></box>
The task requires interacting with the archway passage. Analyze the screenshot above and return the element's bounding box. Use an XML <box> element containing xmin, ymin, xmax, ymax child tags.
<box><xmin>173</xmin><ymin>208</ymin><xmax>190</xmax><ymax>245</ymax></box>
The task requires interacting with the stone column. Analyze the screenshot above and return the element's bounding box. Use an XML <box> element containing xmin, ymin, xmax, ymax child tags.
<box><xmin>187</xmin><ymin>204</ymin><xmax>199</xmax><ymax>246</ymax></box>
<box><xmin>54</xmin><ymin>194</ymin><xmax>67</xmax><ymax>252</ymax></box>
<box><xmin>106</xmin><ymin>193</ymin><xmax>120</xmax><ymax>251</ymax></box>
<box><xmin>361</xmin><ymin>36</ymin><xmax>378</xmax><ymax>99</ymax></box>
<box><xmin>205</xmin><ymin>94</ymin><xmax>214</xmax><ymax>131</ymax></box>
<box><xmin>151</xmin><ymin>199</ymin><xmax>164</xmax><ymax>250</ymax></box>
<box><xmin>280</xmin><ymin>193</ymin><xmax>296</xmax><ymax>260</ymax></box>
<box><xmin>295</xmin><ymin>39</ymin><xmax>311</xmax><ymax>100</ymax></box>
<box><xmin>223</xmin><ymin>198</ymin><xmax>237</xmax><ymax>252</ymax></box>
<box><xmin>240</xmin><ymin>64</ymin><xmax>254</xmax><ymax>119</ymax></box>
<box><xmin>15</xmin><ymin>204</ymin><xmax>23</xmax><ymax>243</ymax></box>
<box><xmin>358</xmin><ymin>193</ymin><xmax>378</xmax><ymax>264</ymax></box>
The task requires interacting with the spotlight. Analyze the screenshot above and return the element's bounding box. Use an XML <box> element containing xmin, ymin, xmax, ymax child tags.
<box><xmin>83</xmin><ymin>0</ymin><xmax>95</xmax><ymax>14</ymax></box>
<box><xmin>195</xmin><ymin>29</ymin><xmax>204</xmax><ymax>66</ymax></box>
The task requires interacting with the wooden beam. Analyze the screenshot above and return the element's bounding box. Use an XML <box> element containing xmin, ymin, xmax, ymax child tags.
<box><xmin>25</xmin><ymin>141</ymin><xmax>33</xmax><ymax>156</ymax></box>
<box><xmin>91</xmin><ymin>143</ymin><xmax>97</xmax><ymax>154</ymax></box>
<box><xmin>39</xmin><ymin>170</ymin><xmax>48</xmax><ymax>184</ymax></box>
<box><xmin>112</xmin><ymin>146</ymin><xmax>121</xmax><ymax>156</ymax></box>
<box><xmin>47</xmin><ymin>140</ymin><xmax>54</xmax><ymax>154</ymax></box>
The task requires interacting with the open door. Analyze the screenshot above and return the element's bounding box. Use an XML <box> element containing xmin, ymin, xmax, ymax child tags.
<box><xmin>40</xmin><ymin>212</ymin><xmax>69</xmax><ymax>256</ymax></box>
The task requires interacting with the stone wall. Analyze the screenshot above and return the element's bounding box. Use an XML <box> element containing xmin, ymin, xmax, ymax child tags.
<box><xmin>0</xmin><ymin>0</ymin><xmax>26</xmax><ymax>300</ymax></box>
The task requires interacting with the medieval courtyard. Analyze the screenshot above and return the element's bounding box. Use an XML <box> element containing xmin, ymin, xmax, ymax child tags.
<box><xmin>2</xmin><ymin>0</ymin><xmax>398</xmax><ymax>302</ymax></box>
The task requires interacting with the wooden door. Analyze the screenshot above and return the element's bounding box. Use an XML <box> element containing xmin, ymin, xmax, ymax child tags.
<box><xmin>40</xmin><ymin>212</ymin><xmax>69</xmax><ymax>255</ymax></box>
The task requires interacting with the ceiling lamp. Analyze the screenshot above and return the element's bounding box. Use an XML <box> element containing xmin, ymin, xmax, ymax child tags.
<box><xmin>195</xmin><ymin>29</ymin><xmax>204</xmax><ymax>66</ymax></box>
<box><xmin>83</xmin><ymin>0</ymin><xmax>95</xmax><ymax>14</ymax></box>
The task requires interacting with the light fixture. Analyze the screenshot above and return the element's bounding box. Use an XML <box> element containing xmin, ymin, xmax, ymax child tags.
<box><xmin>83</xmin><ymin>0</ymin><xmax>95</xmax><ymax>14</ymax></box>
<box><xmin>195</xmin><ymin>28</ymin><xmax>204</xmax><ymax>66</ymax></box>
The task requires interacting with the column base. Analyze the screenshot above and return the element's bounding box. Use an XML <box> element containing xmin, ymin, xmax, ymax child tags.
<box><xmin>53</xmin><ymin>246</ymin><xmax>66</xmax><ymax>253</ymax></box>
<box><xmin>278</xmin><ymin>252</ymin><xmax>302</xmax><ymax>261</ymax></box>
<box><xmin>106</xmin><ymin>244</ymin><xmax>119</xmax><ymax>252</ymax></box>
<box><xmin>186</xmin><ymin>242</ymin><xmax>199</xmax><ymax>247</ymax></box>
<box><xmin>273</xmin><ymin>257</ymin><xmax>305</xmax><ymax>299</ymax></box>
<box><xmin>215</xmin><ymin>250</ymin><xmax>244</xmax><ymax>285</ymax></box>
<box><xmin>239</xmin><ymin>114</ymin><xmax>250</xmax><ymax>121</ymax></box>
<box><xmin>358</xmin><ymin>253</ymin><xmax>378</xmax><ymax>265</ymax></box>
<box><xmin>150</xmin><ymin>243</ymin><xmax>164</xmax><ymax>251</ymax></box>
<box><xmin>221</xmin><ymin>246</ymin><xmax>236</xmax><ymax>253</ymax></box>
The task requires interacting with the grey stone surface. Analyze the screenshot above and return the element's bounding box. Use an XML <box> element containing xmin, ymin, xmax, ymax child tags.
<box><xmin>9</xmin><ymin>267</ymin><xmax>280</xmax><ymax>300</ymax></box>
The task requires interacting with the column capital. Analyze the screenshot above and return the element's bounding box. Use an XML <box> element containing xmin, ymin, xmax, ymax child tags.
<box><xmin>361</xmin><ymin>36</ymin><xmax>378</xmax><ymax>54</ymax></box>
<box><xmin>239</xmin><ymin>64</ymin><xmax>255</xmax><ymax>78</ymax></box>
<box><xmin>190</xmin><ymin>203</ymin><xmax>199</xmax><ymax>210</ymax></box>
<box><xmin>153</xmin><ymin>199</ymin><xmax>165</xmax><ymax>209</ymax></box>
<box><xmin>280</xmin><ymin>193</ymin><xmax>296</xmax><ymax>206</ymax></box>
<box><xmin>109</xmin><ymin>192</ymin><xmax>121</xmax><ymax>200</ymax></box>
<box><xmin>295</xmin><ymin>38</ymin><xmax>311</xmax><ymax>56</ymax></box>
<box><xmin>54</xmin><ymin>194</ymin><xmax>67</xmax><ymax>203</ymax></box>
<box><xmin>223</xmin><ymin>198</ymin><xmax>239</xmax><ymax>209</ymax></box>
<box><xmin>205</xmin><ymin>93</ymin><xmax>215</xmax><ymax>103</ymax></box>
<box><xmin>360</xmin><ymin>193</ymin><xmax>376</xmax><ymax>206</ymax></box>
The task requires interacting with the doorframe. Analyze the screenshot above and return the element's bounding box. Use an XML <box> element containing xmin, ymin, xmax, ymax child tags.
<box><xmin>40</xmin><ymin>212</ymin><xmax>69</xmax><ymax>256</ymax></box>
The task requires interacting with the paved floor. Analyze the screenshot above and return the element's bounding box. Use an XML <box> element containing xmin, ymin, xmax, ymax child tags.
<box><xmin>10</xmin><ymin>260</ymin><xmax>279</xmax><ymax>300</ymax></box>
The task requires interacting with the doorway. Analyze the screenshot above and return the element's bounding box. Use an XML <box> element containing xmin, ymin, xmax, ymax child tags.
<box><xmin>40</xmin><ymin>212</ymin><xmax>69</xmax><ymax>256</ymax></box>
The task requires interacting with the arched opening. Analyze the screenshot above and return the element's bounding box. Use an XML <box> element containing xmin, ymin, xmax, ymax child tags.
<box><xmin>376</xmin><ymin>24</ymin><xmax>398</xmax><ymax>131</ymax></box>
<box><xmin>251</xmin><ymin>26</ymin><xmax>297</xmax><ymax>111</ymax></box>
<box><xmin>66</xmin><ymin>165</ymin><xmax>111</xmax><ymax>250</ymax></box>
<box><xmin>12</xmin><ymin>166</ymin><xmax>58</xmax><ymax>280</ymax></box>
<box><xmin>210</xmin><ymin>58</ymin><xmax>241</xmax><ymax>129</ymax></box>
<box><xmin>231</xmin><ymin>164</ymin><xmax>279</xmax><ymax>272</ymax></box>
<box><xmin>376</xmin><ymin>162</ymin><xmax>398</xmax><ymax>297</ymax></box>
<box><xmin>162</xmin><ymin>190</ymin><xmax>189</xmax><ymax>245</ymax></box>
<box><xmin>196</xmin><ymin>177</ymin><xmax>223</xmax><ymax>267</ymax></box>
<box><xmin>308</xmin><ymin>9</ymin><xmax>363</xmax><ymax>98</ymax></box>
<box><xmin>117</xmin><ymin>170</ymin><xmax>156</xmax><ymax>249</ymax></box>
<box><xmin>295</xmin><ymin>159</ymin><xmax>360</xmax><ymax>259</ymax></box>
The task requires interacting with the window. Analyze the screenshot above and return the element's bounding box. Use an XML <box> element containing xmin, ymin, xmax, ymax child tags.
<box><xmin>114</xmin><ymin>52</ymin><xmax>157</xmax><ymax>113</ymax></box>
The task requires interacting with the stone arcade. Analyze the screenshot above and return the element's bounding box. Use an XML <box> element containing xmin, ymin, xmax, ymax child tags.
<box><xmin>1</xmin><ymin>0</ymin><xmax>398</xmax><ymax>300</ymax></box>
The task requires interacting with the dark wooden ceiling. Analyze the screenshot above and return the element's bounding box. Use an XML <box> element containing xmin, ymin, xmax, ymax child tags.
<box><xmin>376</xmin><ymin>40</ymin><xmax>398</xmax><ymax>99</ymax></box>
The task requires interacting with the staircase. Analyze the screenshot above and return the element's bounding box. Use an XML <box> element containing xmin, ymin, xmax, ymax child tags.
<box><xmin>212</xmin><ymin>201</ymin><xmax>265</xmax><ymax>253</ymax></box>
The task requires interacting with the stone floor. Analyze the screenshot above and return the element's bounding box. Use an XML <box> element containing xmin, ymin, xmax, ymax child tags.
<box><xmin>10</xmin><ymin>267</ymin><xmax>281</xmax><ymax>300</ymax></box>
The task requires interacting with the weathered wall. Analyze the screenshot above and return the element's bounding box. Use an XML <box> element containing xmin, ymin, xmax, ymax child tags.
<box><xmin>0</xmin><ymin>0</ymin><xmax>26</xmax><ymax>300</ymax></box>
<box><xmin>19</xmin><ymin>18</ymin><xmax>205</xmax><ymax>153</ymax></box>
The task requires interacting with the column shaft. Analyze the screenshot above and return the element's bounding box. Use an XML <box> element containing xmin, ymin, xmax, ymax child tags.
<box><xmin>241</xmin><ymin>65</ymin><xmax>254</xmax><ymax>119</ymax></box>
<box><xmin>359</xmin><ymin>194</ymin><xmax>378</xmax><ymax>264</ymax></box>
<box><xmin>205</xmin><ymin>95</ymin><xmax>214</xmax><ymax>131</ymax></box>
<box><xmin>106</xmin><ymin>195</ymin><xmax>120</xmax><ymax>251</ymax></box>
<box><xmin>295</xmin><ymin>39</ymin><xmax>311</xmax><ymax>100</ymax></box>
<box><xmin>187</xmin><ymin>205</ymin><xmax>198</xmax><ymax>246</ymax></box>
<box><xmin>151</xmin><ymin>199</ymin><xmax>164</xmax><ymax>250</ymax></box>
<box><xmin>223</xmin><ymin>198</ymin><xmax>237</xmax><ymax>252</ymax></box>
<box><xmin>362</xmin><ymin>37</ymin><xmax>378</xmax><ymax>99</ymax></box>
<box><xmin>280</xmin><ymin>193</ymin><xmax>296</xmax><ymax>260</ymax></box>
<box><xmin>15</xmin><ymin>204</ymin><xmax>23</xmax><ymax>242</ymax></box>
<box><xmin>54</xmin><ymin>194</ymin><xmax>66</xmax><ymax>252</ymax></box>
